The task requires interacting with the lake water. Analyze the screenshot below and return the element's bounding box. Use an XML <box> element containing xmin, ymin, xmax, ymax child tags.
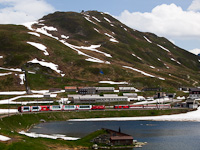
<box><xmin>30</xmin><ymin>120</ymin><xmax>200</xmax><ymax>150</ymax></box>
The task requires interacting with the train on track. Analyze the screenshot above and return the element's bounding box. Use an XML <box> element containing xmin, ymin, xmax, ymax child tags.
<box><xmin>18</xmin><ymin>104</ymin><xmax>171</xmax><ymax>113</ymax></box>
<box><xmin>114</xmin><ymin>104</ymin><xmax>171</xmax><ymax>109</ymax></box>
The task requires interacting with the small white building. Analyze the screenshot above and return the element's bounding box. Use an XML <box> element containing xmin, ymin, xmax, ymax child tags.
<box><xmin>119</xmin><ymin>87</ymin><xmax>137</xmax><ymax>92</ymax></box>
<box><xmin>123</xmin><ymin>93</ymin><xmax>137</xmax><ymax>98</ymax></box>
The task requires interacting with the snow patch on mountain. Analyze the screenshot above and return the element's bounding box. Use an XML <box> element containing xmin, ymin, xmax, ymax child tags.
<box><xmin>22</xmin><ymin>21</ymin><xmax>38</xmax><ymax>31</ymax></box>
<box><xmin>0</xmin><ymin>91</ymin><xmax>26</xmax><ymax>95</ymax></box>
<box><xmin>61</xmin><ymin>35</ymin><xmax>69</xmax><ymax>40</ymax></box>
<box><xmin>158</xmin><ymin>77</ymin><xmax>165</xmax><ymax>80</ymax></box>
<box><xmin>0</xmin><ymin>135</ymin><xmax>11</xmax><ymax>141</ymax></box>
<box><xmin>36</xmin><ymin>26</ymin><xmax>59</xmax><ymax>40</ymax></box>
<box><xmin>132</xmin><ymin>54</ymin><xmax>142</xmax><ymax>60</ymax></box>
<box><xmin>164</xmin><ymin>63</ymin><xmax>169</xmax><ymax>69</ymax></box>
<box><xmin>105</xmin><ymin>33</ymin><xmax>119</xmax><ymax>43</ymax></box>
<box><xmin>150</xmin><ymin>66</ymin><xmax>155</xmax><ymax>69</ymax></box>
<box><xmin>170</xmin><ymin>58</ymin><xmax>181</xmax><ymax>65</ymax></box>
<box><xmin>0</xmin><ymin>67</ymin><xmax>22</xmax><ymax>72</ymax></box>
<box><xmin>84</xmin><ymin>16</ymin><xmax>96</xmax><ymax>25</ymax></box>
<box><xmin>24</xmin><ymin>22</ymin><xmax>110</xmax><ymax>65</ymax></box>
<box><xmin>94</xmin><ymin>28</ymin><xmax>100</xmax><ymax>33</ymax></box>
<box><xmin>27</xmin><ymin>42</ymin><xmax>49</xmax><ymax>55</ymax></box>
<box><xmin>99</xmin><ymin>81</ymin><xmax>128</xmax><ymax>85</ymax></box>
<box><xmin>157</xmin><ymin>44</ymin><xmax>170</xmax><ymax>52</ymax></box>
<box><xmin>123</xmin><ymin>66</ymin><xmax>165</xmax><ymax>80</ymax></box>
<box><xmin>123</xmin><ymin>66</ymin><xmax>155</xmax><ymax>78</ymax></box>
<box><xmin>70</xmin><ymin>44</ymin><xmax>112</xmax><ymax>58</ymax></box>
<box><xmin>28</xmin><ymin>58</ymin><xmax>65</xmax><ymax>77</ymax></box>
<box><xmin>104</xmin><ymin>17</ymin><xmax>111</xmax><ymax>23</ymax></box>
<box><xmin>92</xmin><ymin>16</ymin><xmax>101</xmax><ymax>22</ymax></box>
<box><xmin>60</xmin><ymin>40</ymin><xmax>111</xmax><ymax>64</ymax></box>
<box><xmin>104</xmin><ymin>33</ymin><xmax>114</xmax><ymax>39</ymax></box>
<box><xmin>85</xmin><ymin>58</ymin><xmax>110</xmax><ymax>64</ymax></box>
<box><xmin>110</xmin><ymin>39</ymin><xmax>119</xmax><ymax>43</ymax></box>
<box><xmin>0</xmin><ymin>72</ymin><xmax>12</xmax><ymax>76</ymax></box>
<box><xmin>143</xmin><ymin>36</ymin><xmax>152</xmax><ymax>43</ymax></box>
<box><xmin>42</xmin><ymin>26</ymin><xmax>57</xmax><ymax>31</ymax></box>
<box><xmin>28</xmin><ymin>32</ymin><xmax>40</xmax><ymax>37</ymax></box>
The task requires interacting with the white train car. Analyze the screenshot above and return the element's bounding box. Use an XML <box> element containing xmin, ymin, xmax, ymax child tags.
<box><xmin>50</xmin><ymin>105</ymin><xmax>62</xmax><ymax>111</ymax></box>
<box><xmin>31</xmin><ymin>106</ymin><xmax>40</xmax><ymax>112</ymax></box>
<box><xmin>76</xmin><ymin>105</ymin><xmax>92</xmax><ymax>110</ymax></box>
<box><xmin>63</xmin><ymin>105</ymin><xmax>76</xmax><ymax>111</ymax></box>
<box><xmin>129</xmin><ymin>105</ymin><xmax>144</xmax><ymax>109</ymax></box>
<box><xmin>18</xmin><ymin>106</ymin><xmax>31</xmax><ymax>112</ymax></box>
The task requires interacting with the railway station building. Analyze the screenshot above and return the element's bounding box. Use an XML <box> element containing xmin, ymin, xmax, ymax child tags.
<box><xmin>68</xmin><ymin>95</ymin><xmax>128</xmax><ymax>104</ymax></box>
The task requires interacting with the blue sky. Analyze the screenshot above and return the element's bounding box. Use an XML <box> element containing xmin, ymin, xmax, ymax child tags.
<box><xmin>0</xmin><ymin>0</ymin><xmax>200</xmax><ymax>54</ymax></box>
<box><xmin>45</xmin><ymin>0</ymin><xmax>192</xmax><ymax>15</ymax></box>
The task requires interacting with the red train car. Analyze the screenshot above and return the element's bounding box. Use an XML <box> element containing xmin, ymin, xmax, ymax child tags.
<box><xmin>40</xmin><ymin>105</ymin><xmax>50</xmax><ymax>111</ymax></box>
<box><xmin>91</xmin><ymin>105</ymin><xmax>105</xmax><ymax>110</ymax></box>
<box><xmin>114</xmin><ymin>105</ymin><xmax>129</xmax><ymax>109</ymax></box>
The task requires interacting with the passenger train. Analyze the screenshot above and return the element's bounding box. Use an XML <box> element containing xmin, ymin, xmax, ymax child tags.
<box><xmin>18</xmin><ymin>105</ymin><xmax>105</xmax><ymax>112</ymax></box>
<box><xmin>18</xmin><ymin>104</ymin><xmax>171</xmax><ymax>113</ymax></box>
<box><xmin>114</xmin><ymin>104</ymin><xmax>171</xmax><ymax>109</ymax></box>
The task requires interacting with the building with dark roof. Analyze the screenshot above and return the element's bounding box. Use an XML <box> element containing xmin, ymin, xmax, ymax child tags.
<box><xmin>189</xmin><ymin>88</ymin><xmax>200</xmax><ymax>94</ymax></box>
<box><xmin>77</xmin><ymin>87</ymin><xmax>96</xmax><ymax>95</ymax></box>
<box><xmin>142</xmin><ymin>87</ymin><xmax>162</xmax><ymax>92</ymax></box>
<box><xmin>92</xmin><ymin>128</ymin><xmax>133</xmax><ymax>146</ymax></box>
<box><xmin>107</xmin><ymin>128</ymin><xmax>133</xmax><ymax>146</ymax></box>
<box><xmin>65</xmin><ymin>86</ymin><xmax>77</xmax><ymax>92</ymax></box>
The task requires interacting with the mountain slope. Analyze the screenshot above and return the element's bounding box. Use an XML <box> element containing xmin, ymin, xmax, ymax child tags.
<box><xmin>0</xmin><ymin>11</ymin><xmax>199</xmax><ymax>91</ymax></box>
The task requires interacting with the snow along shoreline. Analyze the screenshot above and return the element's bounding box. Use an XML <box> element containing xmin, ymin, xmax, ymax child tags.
<box><xmin>70</xmin><ymin>107</ymin><xmax>200</xmax><ymax>122</ymax></box>
<box><xmin>19</xmin><ymin>131</ymin><xmax>79</xmax><ymax>141</ymax></box>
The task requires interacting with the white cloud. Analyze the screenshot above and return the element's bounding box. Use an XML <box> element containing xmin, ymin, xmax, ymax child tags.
<box><xmin>189</xmin><ymin>48</ymin><xmax>200</xmax><ymax>55</ymax></box>
<box><xmin>188</xmin><ymin>0</ymin><xmax>200</xmax><ymax>11</ymax></box>
<box><xmin>0</xmin><ymin>0</ymin><xmax>55</xmax><ymax>24</ymax></box>
<box><xmin>116</xmin><ymin>3</ymin><xmax>200</xmax><ymax>39</ymax></box>
<box><xmin>168</xmin><ymin>39</ymin><xmax>175</xmax><ymax>44</ymax></box>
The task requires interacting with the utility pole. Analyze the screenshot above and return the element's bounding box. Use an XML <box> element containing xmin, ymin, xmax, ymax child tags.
<box><xmin>21</xmin><ymin>65</ymin><xmax>31</xmax><ymax>95</ymax></box>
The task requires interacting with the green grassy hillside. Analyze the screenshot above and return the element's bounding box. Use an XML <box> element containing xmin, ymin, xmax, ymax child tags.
<box><xmin>0</xmin><ymin>11</ymin><xmax>199</xmax><ymax>91</ymax></box>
